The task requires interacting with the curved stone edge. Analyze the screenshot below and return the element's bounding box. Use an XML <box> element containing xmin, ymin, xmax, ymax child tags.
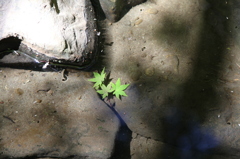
<box><xmin>0</xmin><ymin>0</ymin><xmax>98</xmax><ymax>64</ymax></box>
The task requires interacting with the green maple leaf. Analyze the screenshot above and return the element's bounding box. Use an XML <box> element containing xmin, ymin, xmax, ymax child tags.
<box><xmin>88</xmin><ymin>68</ymin><xmax>106</xmax><ymax>89</ymax></box>
<box><xmin>97</xmin><ymin>83</ymin><xmax>113</xmax><ymax>99</ymax></box>
<box><xmin>111</xmin><ymin>78</ymin><xmax>129</xmax><ymax>99</ymax></box>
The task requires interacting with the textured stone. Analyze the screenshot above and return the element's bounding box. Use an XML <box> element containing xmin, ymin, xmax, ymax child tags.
<box><xmin>144</xmin><ymin>67</ymin><xmax>154</xmax><ymax>76</ymax></box>
<box><xmin>99</xmin><ymin>0</ymin><xmax>146</xmax><ymax>22</ymax></box>
<box><xmin>131</xmin><ymin>133</ymin><xmax>232</xmax><ymax>159</ymax></box>
<box><xmin>0</xmin><ymin>69</ymin><xmax>119</xmax><ymax>158</ymax></box>
<box><xmin>103</xmin><ymin>0</ymin><xmax>240</xmax><ymax>158</ymax></box>
<box><xmin>0</xmin><ymin>0</ymin><xmax>97</xmax><ymax>61</ymax></box>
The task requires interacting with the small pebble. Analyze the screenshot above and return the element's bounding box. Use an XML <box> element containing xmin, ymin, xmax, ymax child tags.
<box><xmin>145</xmin><ymin>8</ymin><xmax>158</xmax><ymax>14</ymax></box>
<box><xmin>134</xmin><ymin>18</ymin><xmax>143</xmax><ymax>25</ymax></box>
<box><xmin>145</xmin><ymin>67</ymin><xmax>155</xmax><ymax>76</ymax></box>
<box><xmin>15</xmin><ymin>88</ymin><xmax>24</xmax><ymax>95</ymax></box>
<box><xmin>33</xmin><ymin>99</ymin><xmax>42</xmax><ymax>104</ymax></box>
<box><xmin>132</xmin><ymin>132</ymin><xmax>138</xmax><ymax>139</ymax></box>
<box><xmin>78</xmin><ymin>96</ymin><xmax>82</xmax><ymax>100</ymax></box>
<box><xmin>47</xmin><ymin>90</ymin><xmax>53</xmax><ymax>95</ymax></box>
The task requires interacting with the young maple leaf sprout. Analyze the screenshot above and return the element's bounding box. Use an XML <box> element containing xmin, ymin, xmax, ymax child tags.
<box><xmin>111</xmin><ymin>78</ymin><xmax>129</xmax><ymax>99</ymax></box>
<box><xmin>88</xmin><ymin>68</ymin><xmax>106</xmax><ymax>89</ymax></box>
<box><xmin>97</xmin><ymin>83</ymin><xmax>113</xmax><ymax>99</ymax></box>
<box><xmin>89</xmin><ymin>68</ymin><xmax>129</xmax><ymax>100</ymax></box>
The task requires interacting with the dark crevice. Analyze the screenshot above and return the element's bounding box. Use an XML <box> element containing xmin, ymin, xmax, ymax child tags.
<box><xmin>89</xmin><ymin>2</ymin><xmax>133</xmax><ymax>157</ymax></box>
<box><xmin>50</xmin><ymin>0</ymin><xmax>60</xmax><ymax>14</ymax></box>
<box><xmin>109</xmin><ymin>107</ymin><xmax>132</xmax><ymax>159</ymax></box>
<box><xmin>88</xmin><ymin>0</ymin><xmax>108</xmax><ymax>72</ymax></box>
<box><xmin>0</xmin><ymin>36</ymin><xmax>21</xmax><ymax>55</ymax></box>
<box><xmin>90</xmin><ymin>0</ymin><xmax>106</xmax><ymax>21</ymax></box>
<box><xmin>100</xmin><ymin>98</ymin><xmax>132</xmax><ymax>159</ymax></box>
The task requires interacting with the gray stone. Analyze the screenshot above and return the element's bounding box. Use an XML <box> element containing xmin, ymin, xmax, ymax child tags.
<box><xmin>99</xmin><ymin>0</ymin><xmax>146</xmax><ymax>22</ymax></box>
<box><xmin>102</xmin><ymin>0</ymin><xmax>240</xmax><ymax>158</ymax></box>
<box><xmin>0</xmin><ymin>0</ymin><xmax>97</xmax><ymax>61</ymax></box>
<box><xmin>114</xmin><ymin>82</ymin><xmax>181</xmax><ymax>140</ymax></box>
<box><xmin>0</xmin><ymin>69</ymin><xmax>119</xmax><ymax>158</ymax></box>
<box><xmin>130</xmin><ymin>133</ymin><xmax>233</xmax><ymax>159</ymax></box>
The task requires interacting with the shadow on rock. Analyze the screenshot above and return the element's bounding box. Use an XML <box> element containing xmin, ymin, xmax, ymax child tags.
<box><xmin>105</xmin><ymin>0</ymin><xmax>235</xmax><ymax>158</ymax></box>
<box><xmin>158</xmin><ymin>0</ymin><xmax>233</xmax><ymax>158</ymax></box>
<box><xmin>162</xmin><ymin>107</ymin><xmax>219</xmax><ymax>159</ymax></box>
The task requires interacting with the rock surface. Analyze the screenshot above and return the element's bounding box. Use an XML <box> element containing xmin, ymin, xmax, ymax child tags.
<box><xmin>2</xmin><ymin>0</ymin><xmax>240</xmax><ymax>158</ymax></box>
<box><xmin>0</xmin><ymin>69</ymin><xmax>119</xmax><ymax>158</ymax></box>
<box><xmin>99</xmin><ymin>0</ymin><xmax>146</xmax><ymax>22</ymax></box>
<box><xmin>0</xmin><ymin>0</ymin><xmax>97</xmax><ymax>61</ymax></box>
<box><xmin>131</xmin><ymin>133</ymin><xmax>234</xmax><ymax>159</ymax></box>
<box><xmin>103</xmin><ymin>0</ymin><xmax>240</xmax><ymax>158</ymax></box>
